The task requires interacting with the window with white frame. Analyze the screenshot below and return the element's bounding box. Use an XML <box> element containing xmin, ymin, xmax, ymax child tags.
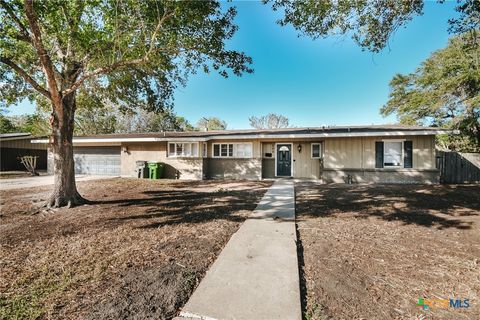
<box><xmin>212</xmin><ymin>143</ymin><xmax>252</xmax><ymax>158</ymax></box>
<box><xmin>311</xmin><ymin>143</ymin><xmax>322</xmax><ymax>159</ymax></box>
<box><xmin>168</xmin><ymin>142</ymin><xmax>198</xmax><ymax>157</ymax></box>
<box><xmin>384</xmin><ymin>141</ymin><xmax>403</xmax><ymax>167</ymax></box>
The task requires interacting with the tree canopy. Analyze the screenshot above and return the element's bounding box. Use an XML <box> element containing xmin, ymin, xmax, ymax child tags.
<box><xmin>0</xmin><ymin>0</ymin><xmax>252</xmax><ymax>112</ymax></box>
<box><xmin>0</xmin><ymin>109</ymin><xmax>49</xmax><ymax>134</ymax></box>
<box><xmin>249</xmin><ymin>113</ymin><xmax>290</xmax><ymax>129</ymax></box>
<box><xmin>196</xmin><ymin>117</ymin><xmax>227</xmax><ymax>131</ymax></box>
<box><xmin>0</xmin><ymin>112</ymin><xmax>16</xmax><ymax>133</ymax></box>
<box><xmin>269</xmin><ymin>0</ymin><xmax>479</xmax><ymax>52</ymax></box>
<box><xmin>381</xmin><ymin>33</ymin><xmax>480</xmax><ymax>151</ymax></box>
<box><xmin>74</xmin><ymin>104</ymin><xmax>193</xmax><ymax>135</ymax></box>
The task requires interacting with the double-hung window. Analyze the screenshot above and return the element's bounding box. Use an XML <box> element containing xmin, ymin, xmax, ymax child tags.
<box><xmin>311</xmin><ymin>143</ymin><xmax>322</xmax><ymax>159</ymax></box>
<box><xmin>168</xmin><ymin>142</ymin><xmax>198</xmax><ymax>157</ymax></box>
<box><xmin>213</xmin><ymin>143</ymin><xmax>252</xmax><ymax>158</ymax></box>
<box><xmin>376</xmin><ymin>140</ymin><xmax>413</xmax><ymax>168</ymax></box>
<box><xmin>383</xmin><ymin>141</ymin><xmax>403</xmax><ymax>167</ymax></box>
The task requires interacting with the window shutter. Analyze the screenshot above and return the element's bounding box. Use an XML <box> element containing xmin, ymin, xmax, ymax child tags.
<box><xmin>375</xmin><ymin>141</ymin><xmax>384</xmax><ymax>168</ymax></box>
<box><xmin>404</xmin><ymin>140</ymin><xmax>413</xmax><ymax>168</ymax></box>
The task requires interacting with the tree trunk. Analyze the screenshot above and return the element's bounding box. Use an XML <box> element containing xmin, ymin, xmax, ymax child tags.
<box><xmin>46</xmin><ymin>93</ymin><xmax>88</xmax><ymax>208</ymax></box>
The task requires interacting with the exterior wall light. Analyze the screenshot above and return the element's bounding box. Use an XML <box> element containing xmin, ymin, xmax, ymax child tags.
<box><xmin>297</xmin><ymin>144</ymin><xmax>302</xmax><ymax>153</ymax></box>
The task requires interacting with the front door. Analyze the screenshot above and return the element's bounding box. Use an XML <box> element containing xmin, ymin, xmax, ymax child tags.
<box><xmin>276</xmin><ymin>144</ymin><xmax>292</xmax><ymax>177</ymax></box>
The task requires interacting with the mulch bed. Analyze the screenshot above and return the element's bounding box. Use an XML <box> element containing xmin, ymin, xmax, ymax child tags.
<box><xmin>0</xmin><ymin>178</ymin><xmax>271</xmax><ymax>319</ymax></box>
<box><xmin>295</xmin><ymin>183</ymin><xmax>480</xmax><ymax>320</ymax></box>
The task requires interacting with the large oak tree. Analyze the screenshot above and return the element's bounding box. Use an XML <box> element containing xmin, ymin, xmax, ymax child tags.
<box><xmin>0</xmin><ymin>0</ymin><xmax>251</xmax><ymax>207</ymax></box>
<box><xmin>381</xmin><ymin>34</ymin><xmax>480</xmax><ymax>151</ymax></box>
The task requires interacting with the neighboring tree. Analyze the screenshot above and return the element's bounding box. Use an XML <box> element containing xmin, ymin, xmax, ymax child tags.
<box><xmin>196</xmin><ymin>117</ymin><xmax>227</xmax><ymax>131</ymax></box>
<box><xmin>381</xmin><ymin>33</ymin><xmax>480</xmax><ymax>151</ymax></box>
<box><xmin>175</xmin><ymin>116</ymin><xmax>195</xmax><ymax>131</ymax></box>
<box><xmin>249</xmin><ymin>113</ymin><xmax>289</xmax><ymax>129</ymax></box>
<box><xmin>0</xmin><ymin>110</ymin><xmax>50</xmax><ymax>135</ymax></box>
<box><xmin>268</xmin><ymin>0</ymin><xmax>479</xmax><ymax>52</ymax></box>
<box><xmin>116</xmin><ymin>108</ymin><xmax>194</xmax><ymax>133</ymax></box>
<box><xmin>73</xmin><ymin>93</ymin><xmax>194</xmax><ymax>135</ymax></box>
<box><xmin>10</xmin><ymin>112</ymin><xmax>50</xmax><ymax>135</ymax></box>
<box><xmin>74</xmin><ymin>97</ymin><xmax>118</xmax><ymax>135</ymax></box>
<box><xmin>0</xmin><ymin>113</ymin><xmax>16</xmax><ymax>133</ymax></box>
<box><xmin>0</xmin><ymin>1</ymin><xmax>252</xmax><ymax>207</ymax></box>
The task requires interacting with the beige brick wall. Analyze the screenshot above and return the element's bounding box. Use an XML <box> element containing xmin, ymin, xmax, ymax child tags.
<box><xmin>207</xmin><ymin>158</ymin><xmax>261</xmax><ymax>180</ymax></box>
<box><xmin>121</xmin><ymin>142</ymin><xmax>204</xmax><ymax>180</ymax></box>
<box><xmin>118</xmin><ymin>135</ymin><xmax>438</xmax><ymax>181</ymax></box>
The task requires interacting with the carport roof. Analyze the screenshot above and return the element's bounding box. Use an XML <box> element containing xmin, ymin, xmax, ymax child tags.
<box><xmin>31</xmin><ymin>125</ymin><xmax>451</xmax><ymax>143</ymax></box>
<box><xmin>0</xmin><ymin>132</ymin><xmax>46</xmax><ymax>141</ymax></box>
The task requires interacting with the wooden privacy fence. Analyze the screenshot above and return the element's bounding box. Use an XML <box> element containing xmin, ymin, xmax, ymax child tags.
<box><xmin>437</xmin><ymin>151</ymin><xmax>480</xmax><ymax>184</ymax></box>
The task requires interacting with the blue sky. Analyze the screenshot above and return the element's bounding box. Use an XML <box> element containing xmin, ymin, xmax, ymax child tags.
<box><xmin>10</xmin><ymin>1</ymin><xmax>458</xmax><ymax>129</ymax></box>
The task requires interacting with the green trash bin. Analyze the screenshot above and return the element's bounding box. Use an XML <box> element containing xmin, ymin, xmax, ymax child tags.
<box><xmin>147</xmin><ymin>162</ymin><xmax>165</xmax><ymax>179</ymax></box>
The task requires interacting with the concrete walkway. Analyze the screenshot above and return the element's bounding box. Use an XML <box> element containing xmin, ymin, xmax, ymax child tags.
<box><xmin>177</xmin><ymin>180</ymin><xmax>301</xmax><ymax>320</ymax></box>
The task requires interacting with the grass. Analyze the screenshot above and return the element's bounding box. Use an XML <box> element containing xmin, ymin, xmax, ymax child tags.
<box><xmin>0</xmin><ymin>178</ymin><xmax>271</xmax><ymax>319</ymax></box>
<box><xmin>0</xmin><ymin>270</ymin><xmax>72</xmax><ymax>319</ymax></box>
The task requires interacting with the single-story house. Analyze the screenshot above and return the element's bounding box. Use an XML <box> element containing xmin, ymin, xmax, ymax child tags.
<box><xmin>0</xmin><ymin>133</ymin><xmax>48</xmax><ymax>171</ymax></box>
<box><xmin>32</xmin><ymin>125</ymin><xmax>447</xmax><ymax>183</ymax></box>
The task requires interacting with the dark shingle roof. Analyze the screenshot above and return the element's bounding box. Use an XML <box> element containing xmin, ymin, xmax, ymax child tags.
<box><xmin>69</xmin><ymin>125</ymin><xmax>445</xmax><ymax>140</ymax></box>
<box><xmin>0</xmin><ymin>132</ymin><xmax>31</xmax><ymax>139</ymax></box>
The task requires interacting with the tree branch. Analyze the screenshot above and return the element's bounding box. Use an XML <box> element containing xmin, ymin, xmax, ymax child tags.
<box><xmin>0</xmin><ymin>56</ymin><xmax>51</xmax><ymax>99</ymax></box>
<box><xmin>0</xmin><ymin>0</ymin><xmax>32</xmax><ymax>43</ymax></box>
<box><xmin>23</xmin><ymin>0</ymin><xmax>61</xmax><ymax>105</ymax></box>
<box><xmin>62</xmin><ymin>10</ymin><xmax>174</xmax><ymax>97</ymax></box>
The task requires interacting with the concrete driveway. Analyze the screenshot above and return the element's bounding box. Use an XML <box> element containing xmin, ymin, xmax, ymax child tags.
<box><xmin>0</xmin><ymin>175</ymin><xmax>117</xmax><ymax>191</ymax></box>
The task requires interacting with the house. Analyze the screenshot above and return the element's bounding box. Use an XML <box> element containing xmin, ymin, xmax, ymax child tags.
<box><xmin>0</xmin><ymin>133</ymin><xmax>48</xmax><ymax>171</ymax></box>
<box><xmin>32</xmin><ymin>125</ymin><xmax>447</xmax><ymax>183</ymax></box>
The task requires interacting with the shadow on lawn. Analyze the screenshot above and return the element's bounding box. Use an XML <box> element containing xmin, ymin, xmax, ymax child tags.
<box><xmin>295</xmin><ymin>183</ymin><xmax>480</xmax><ymax>230</ymax></box>
<box><xmin>92</xmin><ymin>185</ymin><xmax>270</xmax><ymax>229</ymax></box>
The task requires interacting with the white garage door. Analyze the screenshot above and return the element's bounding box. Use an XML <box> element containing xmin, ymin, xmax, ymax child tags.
<box><xmin>74</xmin><ymin>147</ymin><xmax>121</xmax><ymax>175</ymax></box>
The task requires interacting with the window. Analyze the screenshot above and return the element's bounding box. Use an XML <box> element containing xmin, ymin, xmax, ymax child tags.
<box><xmin>384</xmin><ymin>141</ymin><xmax>403</xmax><ymax>167</ymax></box>
<box><xmin>168</xmin><ymin>142</ymin><xmax>198</xmax><ymax>157</ymax></box>
<box><xmin>213</xmin><ymin>143</ymin><xmax>253</xmax><ymax>158</ymax></box>
<box><xmin>311</xmin><ymin>143</ymin><xmax>322</xmax><ymax>159</ymax></box>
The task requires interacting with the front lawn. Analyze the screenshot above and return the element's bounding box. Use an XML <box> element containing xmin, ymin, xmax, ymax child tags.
<box><xmin>0</xmin><ymin>178</ymin><xmax>271</xmax><ymax>319</ymax></box>
<box><xmin>296</xmin><ymin>183</ymin><xmax>480</xmax><ymax>320</ymax></box>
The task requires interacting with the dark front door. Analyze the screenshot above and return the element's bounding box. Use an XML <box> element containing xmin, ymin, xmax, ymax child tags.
<box><xmin>276</xmin><ymin>144</ymin><xmax>292</xmax><ymax>177</ymax></box>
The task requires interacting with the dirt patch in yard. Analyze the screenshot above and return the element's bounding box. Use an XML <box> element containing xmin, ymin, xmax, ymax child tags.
<box><xmin>296</xmin><ymin>183</ymin><xmax>480</xmax><ymax>320</ymax></box>
<box><xmin>0</xmin><ymin>178</ymin><xmax>271</xmax><ymax>319</ymax></box>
